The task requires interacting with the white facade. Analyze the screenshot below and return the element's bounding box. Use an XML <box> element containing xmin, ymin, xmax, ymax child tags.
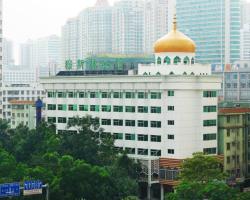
<box><xmin>240</xmin><ymin>24</ymin><xmax>250</xmax><ymax>60</ymax></box>
<box><xmin>143</xmin><ymin>0</ymin><xmax>174</xmax><ymax>54</ymax></box>
<box><xmin>241</xmin><ymin>0</ymin><xmax>250</xmax><ymax>27</ymax></box>
<box><xmin>1</xmin><ymin>84</ymin><xmax>44</xmax><ymax>121</ymax></box>
<box><xmin>112</xmin><ymin>0</ymin><xmax>144</xmax><ymax>55</ymax></box>
<box><xmin>3</xmin><ymin>38</ymin><xmax>14</xmax><ymax>68</ymax></box>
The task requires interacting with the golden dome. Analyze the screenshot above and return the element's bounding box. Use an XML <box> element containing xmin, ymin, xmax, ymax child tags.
<box><xmin>154</xmin><ymin>15</ymin><xmax>196</xmax><ymax>53</ymax></box>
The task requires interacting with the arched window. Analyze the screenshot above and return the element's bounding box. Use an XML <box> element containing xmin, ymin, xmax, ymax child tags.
<box><xmin>174</xmin><ymin>56</ymin><xmax>181</xmax><ymax>64</ymax></box>
<box><xmin>170</xmin><ymin>71</ymin><xmax>174</xmax><ymax>75</ymax></box>
<box><xmin>191</xmin><ymin>58</ymin><xmax>195</xmax><ymax>64</ymax></box>
<box><xmin>157</xmin><ymin>57</ymin><xmax>161</xmax><ymax>64</ymax></box>
<box><xmin>156</xmin><ymin>72</ymin><xmax>161</xmax><ymax>76</ymax></box>
<box><xmin>183</xmin><ymin>72</ymin><xmax>187</xmax><ymax>75</ymax></box>
<box><xmin>191</xmin><ymin>72</ymin><xmax>195</xmax><ymax>75</ymax></box>
<box><xmin>183</xmin><ymin>57</ymin><xmax>190</xmax><ymax>65</ymax></box>
<box><xmin>143</xmin><ymin>72</ymin><xmax>148</xmax><ymax>76</ymax></box>
<box><xmin>164</xmin><ymin>56</ymin><xmax>171</xmax><ymax>64</ymax></box>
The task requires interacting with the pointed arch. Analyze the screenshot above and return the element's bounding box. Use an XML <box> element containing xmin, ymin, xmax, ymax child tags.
<box><xmin>191</xmin><ymin>57</ymin><xmax>195</xmax><ymax>64</ymax></box>
<box><xmin>183</xmin><ymin>56</ymin><xmax>190</xmax><ymax>65</ymax></box>
<box><xmin>164</xmin><ymin>56</ymin><xmax>171</xmax><ymax>64</ymax></box>
<box><xmin>174</xmin><ymin>56</ymin><xmax>181</xmax><ymax>64</ymax></box>
<box><xmin>156</xmin><ymin>72</ymin><xmax>161</xmax><ymax>76</ymax></box>
<box><xmin>191</xmin><ymin>72</ymin><xmax>195</xmax><ymax>75</ymax></box>
<box><xmin>183</xmin><ymin>72</ymin><xmax>187</xmax><ymax>75</ymax></box>
<box><xmin>157</xmin><ymin>57</ymin><xmax>162</xmax><ymax>64</ymax></box>
<box><xmin>170</xmin><ymin>71</ymin><xmax>174</xmax><ymax>75</ymax></box>
<box><xmin>143</xmin><ymin>72</ymin><xmax>148</xmax><ymax>76</ymax></box>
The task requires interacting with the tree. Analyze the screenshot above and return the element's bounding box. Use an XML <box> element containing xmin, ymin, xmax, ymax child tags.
<box><xmin>179</xmin><ymin>152</ymin><xmax>226</xmax><ymax>183</ymax></box>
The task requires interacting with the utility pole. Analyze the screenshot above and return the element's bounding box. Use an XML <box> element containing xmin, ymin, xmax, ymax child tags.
<box><xmin>46</xmin><ymin>184</ymin><xmax>49</xmax><ymax>200</ymax></box>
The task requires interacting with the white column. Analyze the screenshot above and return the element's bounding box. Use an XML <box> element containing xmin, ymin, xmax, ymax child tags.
<box><xmin>161</xmin><ymin>184</ymin><xmax>164</xmax><ymax>200</ymax></box>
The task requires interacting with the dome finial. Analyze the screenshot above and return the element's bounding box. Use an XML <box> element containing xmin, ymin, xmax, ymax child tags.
<box><xmin>173</xmin><ymin>6</ymin><xmax>177</xmax><ymax>31</ymax></box>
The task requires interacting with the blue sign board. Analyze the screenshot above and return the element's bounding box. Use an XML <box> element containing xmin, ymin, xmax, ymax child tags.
<box><xmin>0</xmin><ymin>183</ymin><xmax>20</xmax><ymax>198</ymax></box>
<box><xmin>24</xmin><ymin>180</ymin><xmax>43</xmax><ymax>196</ymax></box>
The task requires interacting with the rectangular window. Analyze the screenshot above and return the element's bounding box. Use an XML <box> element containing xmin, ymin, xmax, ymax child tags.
<box><xmin>125</xmin><ymin>147</ymin><xmax>135</xmax><ymax>155</ymax></box>
<box><xmin>151</xmin><ymin>92</ymin><xmax>161</xmax><ymax>99</ymax></box>
<box><xmin>203</xmin><ymin>106</ymin><xmax>217</xmax><ymax>112</ymax></box>
<box><xmin>58</xmin><ymin>117</ymin><xmax>67</xmax><ymax>124</ymax></box>
<box><xmin>113</xmin><ymin>133</ymin><xmax>123</xmax><ymax>140</ymax></box>
<box><xmin>203</xmin><ymin>120</ymin><xmax>217</xmax><ymax>127</ymax></box>
<box><xmin>125</xmin><ymin>133</ymin><xmax>136</xmax><ymax>141</ymax></box>
<box><xmin>168</xmin><ymin>149</ymin><xmax>175</xmax><ymax>154</ymax></box>
<box><xmin>203</xmin><ymin>148</ymin><xmax>216</xmax><ymax>155</ymax></box>
<box><xmin>79</xmin><ymin>92</ymin><xmax>87</xmax><ymax>98</ymax></box>
<box><xmin>227</xmin><ymin>116</ymin><xmax>230</xmax><ymax>123</ymax></box>
<box><xmin>138</xmin><ymin>120</ymin><xmax>148</xmax><ymax>127</ymax></box>
<box><xmin>151</xmin><ymin>121</ymin><xmax>161</xmax><ymax>128</ymax></box>
<box><xmin>58</xmin><ymin>92</ymin><xmax>66</xmax><ymax>98</ymax></box>
<box><xmin>168</xmin><ymin>91</ymin><xmax>174</xmax><ymax>96</ymax></box>
<box><xmin>168</xmin><ymin>120</ymin><xmax>175</xmax><ymax>125</ymax></box>
<box><xmin>227</xmin><ymin>156</ymin><xmax>230</xmax><ymax>164</ymax></box>
<box><xmin>168</xmin><ymin>135</ymin><xmax>175</xmax><ymax>140</ymax></box>
<box><xmin>90</xmin><ymin>105</ymin><xmax>100</xmax><ymax>112</ymax></box>
<box><xmin>125</xmin><ymin>120</ymin><xmax>136</xmax><ymax>127</ymax></box>
<box><xmin>113</xmin><ymin>106</ymin><xmax>123</xmax><ymax>112</ymax></box>
<box><xmin>227</xmin><ymin>143</ymin><xmax>231</xmax><ymax>150</ymax></box>
<box><xmin>58</xmin><ymin>104</ymin><xmax>63</xmax><ymax>111</ymax></box>
<box><xmin>90</xmin><ymin>92</ymin><xmax>99</xmax><ymax>98</ymax></box>
<box><xmin>101</xmin><ymin>92</ymin><xmax>111</xmax><ymax>98</ymax></box>
<box><xmin>168</xmin><ymin>106</ymin><xmax>175</xmax><ymax>111</ymax></box>
<box><xmin>79</xmin><ymin>105</ymin><xmax>88</xmax><ymax>111</ymax></box>
<box><xmin>48</xmin><ymin>117</ymin><xmax>56</xmax><ymax>123</ymax></box>
<box><xmin>101</xmin><ymin>119</ymin><xmax>111</xmax><ymax>126</ymax></box>
<box><xmin>125</xmin><ymin>92</ymin><xmax>135</xmax><ymax>99</ymax></box>
<box><xmin>125</xmin><ymin>106</ymin><xmax>136</xmax><ymax>113</ymax></box>
<box><xmin>151</xmin><ymin>135</ymin><xmax>161</xmax><ymax>142</ymax></box>
<box><xmin>113</xmin><ymin>119</ymin><xmax>123</xmax><ymax>126</ymax></box>
<box><xmin>151</xmin><ymin>149</ymin><xmax>161</xmax><ymax>156</ymax></box>
<box><xmin>48</xmin><ymin>104</ymin><xmax>56</xmax><ymax>110</ymax></box>
<box><xmin>68</xmin><ymin>92</ymin><xmax>77</xmax><ymax>98</ymax></box>
<box><xmin>113</xmin><ymin>92</ymin><xmax>123</xmax><ymax>98</ymax></box>
<box><xmin>138</xmin><ymin>92</ymin><xmax>148</xmax><ymax>99</ymax></box>
<box><xmin>138</xmin><ymin>134</ymin><xmax>148</xmax><ymax>141</ymax></box>
<box><xmin>138</xmin><ymin>148</ymin><xmax>148</xmax><ymax>156</ymax></box>
<box><xmin>138</xmin><ymin>106</ymin><xmax>148</xmax><ymax>113</ymax></box>
<box><xmin>102</xmin><ymin>105</ymin><xmax>111</xmax><ymax>112</ymax></box>
<box><xmin>68</xmin><ymin>104</ymin><xmax>77</xmax><ymax>111</ymax></box>
<box><xmin>48</xmin><ymin>92</ymin><xmax>56</xmax><ymax>98</ymax></box>
<box><xmin>151</xmin><ymin>107</ymin><xmax>161</xmax><ymax>113</ymax></box>
<box><xmin>203</xmin><ymin>133</ymin><xmax>217</xmax><ymax>141</ymax></box>
<box><xmin>203</xmin><ymin>91</ymin><xmax>217</xmax><ymax>98</ymax></box>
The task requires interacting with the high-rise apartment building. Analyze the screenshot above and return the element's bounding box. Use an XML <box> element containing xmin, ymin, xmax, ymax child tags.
<box><xmin>176</xmin><ymin>0</ymin><xmax>241</xmax><ymax>65</ymax></box>
<box><xmin>112</xmin><ymin>0</ymin><xmax>144</xmax><ymax>55</ymax></box>
<box><xmin>241</xmin><ymin>0</ymin><xmax>250</xmax><ymax>27</ymax></box>
<box><xmin>0</xmin><ymin>0</ymin><xmax>3</xmax><ymax>117</ymax></box>
<box><xmin>240</xmin><ymin>24</ymin><xmax>250</xmax><ymax>60</ymax></box>
<box><xmin>78</xmin><ymin>0</ymin><xmax>112</xmax><ymax>59</ymax></box>
<box><xmin>3</xmin><ymin>38</ymin><xmax>14</xmax><ymax>68</ymax></box>
<box><xmin>143</xmin><ymin>0</ymin><xmax>174</xmax><ymax>54</ymax></box>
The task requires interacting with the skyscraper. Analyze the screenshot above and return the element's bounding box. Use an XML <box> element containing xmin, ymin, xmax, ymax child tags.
<box><xmin>143</xmin><ymin>0</ymin><xmax>174</xmax><ymax>54</ymax></box>
<box><xmin>0</xmin><ymin>0</ymin><xmax>3</xmax><ymax>118</ymax></box>
<box><xmin>3</xmin><ymin>38</ymin><xmax>14</xmax><ymax>69</ymax></box>
<box><xmin>241</xmin><ymin>0</ymin><xmax>250</xmax><ymax>27</ymax></box>
<box><xmin>112</xmin><ymin>0</ymin><xmax>144</xmax><ymax>55</ymax></box>
<box><xmin>240</xmin><ymin>24</ymin><xmax>250</xmax><ymax>60</ymax></box>
<box><xmin>176</xmin><ymin>0</ymin><xmax>241</xmax><ymax>65</ymax></box>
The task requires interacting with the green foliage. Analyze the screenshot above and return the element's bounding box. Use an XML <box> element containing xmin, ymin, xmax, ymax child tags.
<box><xmin>237</xmin><ymin>192</ymin><xmax>250</xmax><ymax>200</ymax></box>
<box><xmin>0</xmin><ymin>116</ymin><xmax>140</xmax><ymax>200</ymax></box>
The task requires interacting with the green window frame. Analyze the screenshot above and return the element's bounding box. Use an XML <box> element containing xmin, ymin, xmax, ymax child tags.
<box><xmin>113</xmin><ymin>133</ymin><xmax>123</xmax><ymax>140</ymax></box>
<box><xmin>125</xmin><ymin>147</ymin><xmax>135</xmax><ymax>155</ymax></box>
<box><xmin>151</xmin><ymin>92</ymin><xmax>161</xmax><ymax>99</ymax></box>
<box><xmin>48</xmin><ymin>117</ymin><xmax>56</xmax><ymax>123</ymax></box>
<box><xmin>68</xmin><ymin>104</ymin><xmax>77</xmax><ymax>111</ymax></box>
<box><xmin>203</xmin><ymin>91</ymin><xmax>217</xmax><ymax>98</ymax></box>
<box><xmin>138</xmin><ymin>106</ymin><xmax>148</xmax><ymax>113</ymax></box>
<box><xmin>203</xmin><ymin>133</ymin><xmax>217</xmax><ymax>141</ymax></box>
<box><xmin>90</xmin><ymin>105</ymin><xmax>100</xmax><ymax>112</ymax></box>
<box><xmin>113</xmin><ymin>106</ymin><xmax>123</xmax><ymax>112</ymax></box>
<box><xmin>168</xmin><ymin>91</ymin><xmax>174</xmax><ymax>96</ymax></box>
<box><xmin>168</xmin><ymin>106</ymin><xmax>175</xmax><ymax>111</ymax></box>
<box><xmin>79</xmin><ymin>92</ymin><xmax>87</xmax><ymax>98</ymax></box>
<box><xmin>79</xmin><ymin>105</ymin><xmax>88</xmax><ymax>111</ymax></box>
<box><xmin>203</xmin><ymin>148</ymin><xmax>216</xmax><ymax>155</ymax></box>
<box><xmin>125</xmin><ymin>106</ymin><xmax>136</xmax><ymax>113</ymax></box>
<box><xmin>125</xmin><ymin>120</ymin><xmax>136</xmax><ymax>127</ymax></box>
<box><xmin>138</xmin><ymin>134</ymin><xmax>148</xmax><ymax>141</ymax></box>
<box><xmin>137</xmin><ymin>120</ymin><xmax>148</xmax><ymax>127</ymax></box>
<box><xmin>168</xmin><ymin>135</ymin><xmax>174</xmax><ymax>140</ymax></box>
<box><xmin>151</xmin><ymin>135</ymin><xmax>161</xmax><ymax>142</ymax></box>
<box><xmin>58</xmin><ymin>92</ymin><xmax>67</xmax><ymax>98</ymax></box>
<box><xmin>125</xmin><ymin>92</ymin><xmax>135</xmax><ymax>99</ymax></box>
<box><xmin>48</xmin><ymin>92</ymin><xmax>56</xmax><ymax>98</ymax></box>
<box><xmin>68</xmin><ymin>92</ymin><xmax>77</xmax><ymax>98</ymax></box>
<box><xmin>138</xmin><ymin>148</ymin><xmax>148</xmax><ymax>156</ymax></box>
<box><xmin>90</xmin><ymin>92</ymin><xmax>99</xmax><ymax>98</ymax></box>
<box><xmin>138</xmin><ymin>92</ymin><xmax>148</xmax><ymax>99</ymax></box>
<box><xmin>151</xmin><ymin>149</ymin><xmax>161</xmax><ymax>156</ymax></box>
<box><xmin>151</xmin><ymin>107</ymin><xmax>161</xmax><ymax>113</ymax></box>
<box><xmin>101</xmin><ymin>119</ymin><xmax>111</xmax><ymax>126</ymax></box>
<box><xmin>125</xmin><ymin>133</ymin><xmax>136</xmax><ymax>141</ymax></box>
<box><xmin>101</xmin><ymin>92</ymin><xmax>111</xmax><ymax>98</ymax></box>
<box><xmin>58</xmin><ymin>104</ymin><xmax>67</xmax><ymax>111</ymax></box>
<box><xmin>113</xmin><ymin>92</ymin><xmax>123</xmax><ymax>98</ymax></box>
<box><xmin>58</xmin><ymin>117</ymin><xmax>67</xmax><ymax>124</ymax></box>
<box><xmin>203</xmin><ymin>120</ymin><xmax>217</xmax><ymax>127</ymax></box>
<box><xmin>48</xmin><ymin>104</ymin><xmax>56</xmax><ymax>110</ymax></box>
<box><xmin>151</xmin><ymin>121</ymin><xmax>161</xmax><ymax>128</ymax></box>
<box><xmin>203</xmin><ymin>106</ymin><xmax>217</xmax><ymax>112</ymax></box>
<box><xmin>113</xmin><ymin>119</ymin><xmax>123</xmax><ymax>126</ymax></box>
<box><xmin>102</xmin><ymin>105</ymin><xmax>111</xmax><ymax>112</ymax></box>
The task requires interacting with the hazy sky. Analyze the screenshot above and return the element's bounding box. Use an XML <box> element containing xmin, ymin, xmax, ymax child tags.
<box><xmin>3</xmin><ymin>0</ymin><xmax>117</xmax><ymax>43</ymax></box>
